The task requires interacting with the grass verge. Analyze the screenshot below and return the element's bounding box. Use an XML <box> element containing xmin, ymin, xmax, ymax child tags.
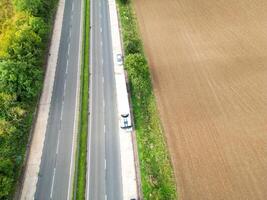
<box><xmin>75</xmin><ymin>0</ymin><xmax>90</xmax><ymax>198</ymax></box>
<box><xmin>117</xmin><ymin>1</ymin><xmax>178</xmax><ymax>199</ymax></box>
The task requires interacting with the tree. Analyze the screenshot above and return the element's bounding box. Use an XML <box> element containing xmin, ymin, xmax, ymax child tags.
<box><xmin>0</xmin><ymin>13</ymin><xmax>47</xmax><ymax>63</ymax></box>
<box><xmin>12</xmin><ymin>0</ymin><xmax>57</xmax><ymax>19</ymax></box>
<box><xmin>0</xmin><ymin>174</ymin><xmax>13</xmax><ymax>199</ymax></box>
<box><xmin>124</xmin><ymin>53</ymin><xmax>151</xmax><ymax>99</ymax></box>
<box><xmin>0</xmin><ymin>0</ymin><xmax>13</xmax><ymax>34</ymax></box>
<box><xmin>0</xmin><ymin>60</ymin><xmax>42</xmax><ymax>101</ymax></box>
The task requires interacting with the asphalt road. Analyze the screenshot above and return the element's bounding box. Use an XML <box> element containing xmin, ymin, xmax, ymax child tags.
<box><xmin>34</xmin><ymin>0</ymin><xmax>82</xmax><ymax>199</ymax></box>
<box><xmin>86</xmin><ymin>0</ymin><xmax>123</xmax><ymax>199</ymax></box>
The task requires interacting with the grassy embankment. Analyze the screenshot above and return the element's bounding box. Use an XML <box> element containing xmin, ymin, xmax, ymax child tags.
<box><xmin>0</xmin><ymin>0</ymin><xmax>57</xmax><ymax>199</ymax></box>
<box><xmin>75</xmin><ymin>0</ymin><xmax>90</xmax><ymax>198</ymax></box>
<box><xmin>117</xmin><ymin>1</ymin><xmax>178</xmax><ymax>199</ymax></box>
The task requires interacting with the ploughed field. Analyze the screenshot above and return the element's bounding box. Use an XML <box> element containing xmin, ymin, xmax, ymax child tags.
<box><xmin>133</xmin><ymin>0</ymin><xmax>267</xmax><ymax>199</ymax></box>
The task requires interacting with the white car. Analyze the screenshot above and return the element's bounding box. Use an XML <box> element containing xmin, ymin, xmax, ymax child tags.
<box><xmin>116</xmin><ymin>54</ymin><xmax>123</xmax><ymax>65</ymax></box>
<box><xmin>120</xmin><ymin>113</ymin><xmax>132</xmax><ymax>131</ymax></box>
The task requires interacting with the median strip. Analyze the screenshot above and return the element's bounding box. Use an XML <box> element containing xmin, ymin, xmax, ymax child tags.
<box><xmin>74</xmin><ymin>0</ymin><xmax>90</xmax><ymax>198</ymax></box>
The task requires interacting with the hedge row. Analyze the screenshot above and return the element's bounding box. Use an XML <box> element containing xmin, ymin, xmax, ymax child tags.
<box><xmin>117</xmin><ymin>0</ymin><xmax>178</xmax><ymax>199</ymax></box>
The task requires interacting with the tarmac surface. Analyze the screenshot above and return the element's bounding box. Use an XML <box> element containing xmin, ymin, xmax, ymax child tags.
<box><xmin>35</xmin><ymin>0</ymin><xmax>82</xmax><ymax>199</ymax></box>
<box><xmin>86</xmin><ymin>0</ymin><xmax>123</xmax><ymax>199</ymax></box>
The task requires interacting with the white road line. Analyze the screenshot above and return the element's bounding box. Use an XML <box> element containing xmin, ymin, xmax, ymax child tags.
<box><xmin>67</xmin><ymin>53</ymin><xmax>80</xmax><ymax>200</ymax></box>
<box><xmin>56</xmin><ymin>129</ymin><xmax>61</xmax><ymax>154</ymax></box>
<box><xmin>71</xmin><ymin>3</ymin><xmax>74</xmax><ymax>12</ymax></box>
<box><xmin>103</xmin><ymin>99</ymin><xmax>105</xmax><ymax>108</ymax></box>
<box><xmin>104</xmin><ymin>159</ymin><xmax>106</xmax><ymax>170</ymax></box>
<box><xmin>104</xmin><ymin>125</ymin><xmax>106</xmax><ymax>133</ymax></box>
<box><xmin>100</xmin><ymin>27</ymin><xmax>102</xmax><ymax>33</ymax></box>
<box><xmin>105</xmin><ymin>194</ymin><xmax>107</xmax><ymax>200</ymax></box>
<box><xmin>50</xmin><ymin>168</ymin><xmax>56</xmax><ymax>199</ymax></box>
<box><xmin>100</xmin><ymin>41</ymin><xmax>103</xmax><ymax>46</ymax></box>
<box><xmin>101</xmin><ymin>59</ymin><xmax>104</xmax><ymax>64</ymax></box>
<box><xmin>67</xmin><ymin>0</ymin><xmax>83</xmax><ymax>198</ymax></box>
<box><xmin>102</xmin><ymin>77</ymin><xmax>104</xmax><ymax>83</ymax></box>
<box><xmin>87</xmin><ymin>0</ymin><xmax>93</xmax><ymax>197</ymax></box>
<box><xmin>66</xmin><ymin>62</ymin><xmax>69</xmax><ymax>74</ymax></box>
<box><xmin>60</xmin><ymin>107</ymin><xmax>63</xmax><ymax>121</ymax></box>
<box><xmin>67</xmin><ymin>43</ymin><xmax>70</xmax><ymax>56</ymax></box>
<box><xmin>63</xmin><ymin>81</ymin><xmax>67</xmax><ymax>96</ymax></box>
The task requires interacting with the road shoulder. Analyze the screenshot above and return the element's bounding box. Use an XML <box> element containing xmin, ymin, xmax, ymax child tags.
<box><xmin>107</xmin><ymin>0</ymin><xmax>138</xmax><ymax>199</ymax></box>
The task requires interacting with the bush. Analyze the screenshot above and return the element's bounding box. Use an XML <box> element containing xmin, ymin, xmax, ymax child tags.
<box><xmin>119</xmin><ymin>0</ymin><xmax>128</xmax><ymax>4</ymax></box>
<box><xmin>125</xmin><ymin>53</ymin><xmax>151</xmax><ymax>99</ymax></box>
<box><xmin>124</xmin><ymin>37</ymin><xmax>142</xmax><ymax>54</ymax></box>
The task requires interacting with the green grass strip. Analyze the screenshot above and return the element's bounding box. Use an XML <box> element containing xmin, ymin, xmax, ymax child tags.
<box><xmin>75</xmin><ymin>0</ymin><xmax>90</xmax><ymax>198</ymax></box>
<box><xmin>117</xmin><ymin>1</ymin><xmax>178</xmax><ymax>199</ymax></box>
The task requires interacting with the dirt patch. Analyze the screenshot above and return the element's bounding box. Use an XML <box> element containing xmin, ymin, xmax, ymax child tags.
<box><xmin>133</xmin><ymin>0</ymin><xmax>267</xmax><ymax>199</ymax></box>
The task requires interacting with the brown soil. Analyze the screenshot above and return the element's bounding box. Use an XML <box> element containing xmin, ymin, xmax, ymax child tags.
<box><xmin>133</xmin><ymin>0</ymin><xmax>267</xmax><ymax>199</ymax></box>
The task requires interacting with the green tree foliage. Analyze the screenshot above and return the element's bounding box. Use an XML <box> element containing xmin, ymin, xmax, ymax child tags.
<box><xmin>124</xmin><ymin>37</ymin><xmax>142</xmax><ymax>55</ymax></box>
<box><xmin>0</xmin><ymin>61</ymin><xmax>42</xmax><ymax>101</ymax></box>
<box><xmin>0</xmin><ymin>0</ymin><xmax>13</xmax><ymax>33</ymax></box>
<box><xmin>125</xmin><ymin>53</ymin><xmax>151</xmax><ymax>99</ymax></box>
<box><xmin>12</xmin><ymin>0</ymin><xmax>57</xmax><ymax>19</ymax></box>
<box><xmin>0</xmin><ymin>0</ymin><xmax>56</xmax><ymax>198</ymax></box>
<box><xmin>0</xmin><ymin>13</ymin><xmax>48</xmax><ymax>62</ymax></box>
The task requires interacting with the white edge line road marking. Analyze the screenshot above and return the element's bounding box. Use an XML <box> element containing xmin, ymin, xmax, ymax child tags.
<box><xmin>50</xmin><ymin>168</ymin><xmax>56</xmax><ymax>199</ymax></box>
<box><xmin>66</xmin><ymin>0</ymin><xmax>83</xmax><ymax>198</ymax></box>
<box><xmin>86</xmin><ymin>0</ymin><xmax>93</xmax><ymax>197</ymax></box>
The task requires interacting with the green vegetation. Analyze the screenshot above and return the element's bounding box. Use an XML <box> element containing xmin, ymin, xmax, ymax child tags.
<box><xmin>117</xmin><ymin>1</ymin><xmax>178</xmax><ymax>199</ymax></box>
<box><xmin>0</xmin><ymin>0</ymin><xmax>57</xmax><ymax>199</ymax></box>
<box><xmin>75</xmin><ymin>0</ymin><xmax>90</xmax><ymax>198</ymax></box>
